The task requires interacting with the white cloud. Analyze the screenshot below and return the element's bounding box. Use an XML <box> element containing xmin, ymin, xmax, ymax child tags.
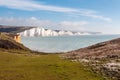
<box><xmin>81</xmin><ymin>13</ymin><xmax>112</xmax><ymax>22</ymax></box>
<box><xmin>0</xmin><ymin>0</ymin><xmax>77</xmax><ymax>12</ymax></box>
<box><xmin>0</xmin><ymin>17</ymin><xmax>49</xmax><ymax>26</ymax></box>
<box><xmin>58</xmin><ymin>21</ymin><xmax>88</xmax><ymax>31</ymax></box>
<box><xmin>0</xmin><ymin>0</ymin><xmax>112</xmax><ymax>21</ymax></box>
<box><xmin>0</xmin><ymin>17</ymin><xmax>87</xmax><ymax>31</ymax></box>
<box><xmin>60</xmin><ymin>21</ymin><xmax>88</xmax><ymax>27</ymax></box>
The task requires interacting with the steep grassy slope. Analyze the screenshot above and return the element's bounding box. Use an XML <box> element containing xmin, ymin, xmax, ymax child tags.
<box><xmin>0</xmin><ymin>33</ymin><xmax>29</xmax><ymax>50</ymax></box>
<box><xmin>0</xmin><ymin>51</ymin><xmax>106</xmax><ymax>80</ymax></box>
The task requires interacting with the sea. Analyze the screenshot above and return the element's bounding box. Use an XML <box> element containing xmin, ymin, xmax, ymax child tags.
<box><xmin>21</xmin><ymin>35</ymin><xmax>120</xmax><ymax>53</ymax></box>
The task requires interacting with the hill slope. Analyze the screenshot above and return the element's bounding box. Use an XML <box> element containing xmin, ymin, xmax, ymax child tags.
<box><xmin>0</xmin><ymin>33</ymin><xmax>29</xmax><ymax>50</ymax></box>
<box><xmin>0</xmin><ymin>25</ymin><xmax>33</xmax><ymax>33</ymax></box>
<box><xmin>63</xmin><ymin>38</ymin><xmax>120</xmax><ymax>80</ymax></box>
<box><xmin>64</xmin><ymin>38</ymin><xmax>120</xmax><ymax>59</ymax></box>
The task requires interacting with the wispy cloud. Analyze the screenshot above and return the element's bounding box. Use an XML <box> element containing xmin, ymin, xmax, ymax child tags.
<box><xmin>60</xmin><ymin>21</ymin><xmax>88</xmax><ymax>28</ymax></box>
<box><xmin>59</xmin><ymin>21</ymin><xmax>88</xmax><ymax>31</ymax></box>
<box><xmin>0</xmin><ymin>0</ymin><xmax>77</xmax><ymax>12</ymax></box>
<box><xmin>0</xmin><ymin>17</ymin><xmax>87</xmax><ymax>31</ymax></box>
<box><xmin>80</xmin><ymin>13</ymin><xmax>112</xmax><ymax>21</ymax></box>
<box><xmin>0</xmin><ymin>0</ymin><xmax>112</xmax><ymax>21</ymax></box>
<box><xmin>0</xmin><ymin>17</ymin><xmax>52</xmax><ymax>27</ymax></box>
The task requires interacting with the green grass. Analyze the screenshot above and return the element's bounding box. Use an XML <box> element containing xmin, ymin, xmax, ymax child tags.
<box><xmin>0</xmin><ymin>51</ymin><xmax>106</xmax><ymax>80</ymax></box>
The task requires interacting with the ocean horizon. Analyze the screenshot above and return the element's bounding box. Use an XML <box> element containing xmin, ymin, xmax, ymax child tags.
<box><xmin>21</xmin><ymin>34</ymin><xmax>120</xmax><ymax>53</ymax></box>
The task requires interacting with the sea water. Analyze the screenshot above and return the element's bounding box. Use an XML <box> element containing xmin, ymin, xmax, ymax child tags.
<box><xmin>21</xmin><ymin>35</ymin><xmax>120</xmax><ymax>53</ymax></box>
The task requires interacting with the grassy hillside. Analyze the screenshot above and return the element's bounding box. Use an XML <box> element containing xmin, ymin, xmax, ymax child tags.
<box><xmin>63</xmin><ymin>38</ymin><xmax>120</xmax><ymax>80</ymax></box>
<box><xmin>0</xmin><ymin>33</ymin><xmax>29</xmax><ymax>50</ymax></box>
<box><xmin>0</xmin><ymin>50</ymin><xmax>106</xmax><ymax>80</ymax></box>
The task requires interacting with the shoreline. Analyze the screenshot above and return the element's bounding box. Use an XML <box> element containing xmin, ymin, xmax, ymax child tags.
<box><xmin>21</xmin><ymin>35</ymin><xmax>120</xmax><ymax>53</ymax></box>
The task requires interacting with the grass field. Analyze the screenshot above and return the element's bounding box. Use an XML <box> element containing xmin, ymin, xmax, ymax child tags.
<box><xmin>0</xmin><ymin>50</ymin><xmax>106</xmax><ymax>80</ymax></box>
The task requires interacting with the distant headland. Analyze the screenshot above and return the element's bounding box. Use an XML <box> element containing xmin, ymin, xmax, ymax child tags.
<box><xmin>0</xmin><ymin>25</ymin><xmax>101</xmax><ymax>37</ymax></box>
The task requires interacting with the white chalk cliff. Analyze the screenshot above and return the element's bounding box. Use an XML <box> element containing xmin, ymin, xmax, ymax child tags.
<box><xmin>19</xmin><ymin>27</ymin><xmax>100</xmax><ymax>37</ymax></box>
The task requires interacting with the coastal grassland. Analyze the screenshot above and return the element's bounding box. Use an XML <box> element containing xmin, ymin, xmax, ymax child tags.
<box><xmin>0</xmin><ymin>50</ymin><xmax>106</xmax><ymax>80</ymax></box>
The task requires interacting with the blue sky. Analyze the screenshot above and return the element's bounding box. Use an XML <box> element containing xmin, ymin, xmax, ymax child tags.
<box><xmin>0</xmin><ymin>0</ymin><xmax>120</xmax><ymax>34</ymax></box>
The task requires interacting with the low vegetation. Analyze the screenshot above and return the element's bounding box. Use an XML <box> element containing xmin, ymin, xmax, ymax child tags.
<box><xmin>63</xmin><ymin>38</ymin><xmax>120</xmax><ymax>80</ymax></box>
<box><xmin>0</xmin><ymin>50</ymin><xmax>106</xmax><ymax>80</ymax></box>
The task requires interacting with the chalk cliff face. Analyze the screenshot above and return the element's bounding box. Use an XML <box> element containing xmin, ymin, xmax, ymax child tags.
<box><xmin>19</xmin><ymin>27</ymin><xmax>98</xmax><ymax>37</ymax></box>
